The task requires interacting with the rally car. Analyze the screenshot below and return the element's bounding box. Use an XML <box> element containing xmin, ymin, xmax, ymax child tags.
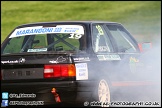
<box><xmin>1</xmin><ymin>21</ymin><xmax>159</xmax><ymax>107</ymax></box>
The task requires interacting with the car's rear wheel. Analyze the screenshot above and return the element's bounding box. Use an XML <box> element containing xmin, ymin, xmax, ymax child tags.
<box><xmin>98</xmin><ymin>79</ymin><xmax>110</xmax><ymax>107</ymax></box>
<box><xmin>91</xmin><ymin>79</ymin><xmax>111</xmax><ymax>107</ymax></box>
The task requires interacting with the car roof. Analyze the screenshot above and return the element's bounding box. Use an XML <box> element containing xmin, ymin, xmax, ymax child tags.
<box><xmin>17</xmin><ymin>20</ymin><xmax>121</xmax><ymax>28</ymax></box>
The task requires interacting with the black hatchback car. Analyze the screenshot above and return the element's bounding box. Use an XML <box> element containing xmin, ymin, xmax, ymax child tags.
<box><xmin>1</xmin><ymin>21</ymin><xmax>160</xmax><ymax>107</ymax></box>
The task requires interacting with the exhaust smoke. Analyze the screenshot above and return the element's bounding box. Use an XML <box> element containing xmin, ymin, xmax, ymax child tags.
<box><xmin>81</xmin><ymin>28</ymin><xmax>161</xmax><ymax>107</ymax></box>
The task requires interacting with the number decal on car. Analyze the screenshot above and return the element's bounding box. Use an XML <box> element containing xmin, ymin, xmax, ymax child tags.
<box><xmin>69</xmin><ymin>33</ymin><xmax>82</xmax><ymax>39</ymax></box>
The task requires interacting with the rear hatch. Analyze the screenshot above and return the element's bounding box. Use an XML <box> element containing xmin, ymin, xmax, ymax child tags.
<box><xmin>1</xmin><ymin>52</ymin><xmax>76</xmax><ymax>81</ymax></box>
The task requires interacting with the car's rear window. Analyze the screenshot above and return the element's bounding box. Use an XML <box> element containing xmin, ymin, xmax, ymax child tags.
<box><xmin>2</xmin><ymin>25</ymin><xmax>86</xmax><ymax>54</ymax></box>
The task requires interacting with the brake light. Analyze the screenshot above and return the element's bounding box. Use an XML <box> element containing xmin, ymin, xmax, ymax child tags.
<box><xmin>44</xmin><ymin>64</ymin><xmax>76</xmax><ymax>78</ymax></box>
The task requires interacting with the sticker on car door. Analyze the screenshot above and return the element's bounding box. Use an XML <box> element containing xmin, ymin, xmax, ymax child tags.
<box><xmin>97</xmin><ymin>54</ymin><xmax>121</xmax><ymax>61</ymax></box>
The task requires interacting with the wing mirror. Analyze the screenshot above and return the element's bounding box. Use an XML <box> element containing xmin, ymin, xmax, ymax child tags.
<box><xmin>138</xmin><ymin>42</ymin><xmax>152</xmax><ymax>52</ymax></box>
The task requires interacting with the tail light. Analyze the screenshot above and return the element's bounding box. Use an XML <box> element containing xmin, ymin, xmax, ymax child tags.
<box><xmin>44</xmin><ymin>64</ymin><xmax>76</xmax><ymax>78</ymax></box>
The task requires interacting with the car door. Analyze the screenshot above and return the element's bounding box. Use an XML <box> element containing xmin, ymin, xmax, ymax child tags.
<box><xmin>91</xmin><ymin>23</ymin><xmax>148</xmax><ymax>81</ymax></box>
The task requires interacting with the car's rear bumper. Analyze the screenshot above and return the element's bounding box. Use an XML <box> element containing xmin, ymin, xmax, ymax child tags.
<box><xmin>1</xmin><ymin>80</ymin><xmax>95</xmax><ymax>106</ymax></box>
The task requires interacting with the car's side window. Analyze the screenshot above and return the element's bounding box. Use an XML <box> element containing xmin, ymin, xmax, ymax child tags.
<box><xmin>92</xmin><ymin>24</ymin><xmax>113</xmax><ymax>54</ymax></box>
<box><xmin>106</xmin><ymin>25</ymin><xmax>137</xmax><ymax>53</ymax></box>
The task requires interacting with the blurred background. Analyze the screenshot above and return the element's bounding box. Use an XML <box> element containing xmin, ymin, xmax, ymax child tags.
<box><xmin>1</xmin><ymin>1</ymin><xmax>161</xmax><ymax>44</ymax></box>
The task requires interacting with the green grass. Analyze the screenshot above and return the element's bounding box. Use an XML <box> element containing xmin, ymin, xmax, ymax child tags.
<box><xmin>1</xmin><ymin>1</ymin><xmax>161</xmax><ymax>43</ymax></box>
